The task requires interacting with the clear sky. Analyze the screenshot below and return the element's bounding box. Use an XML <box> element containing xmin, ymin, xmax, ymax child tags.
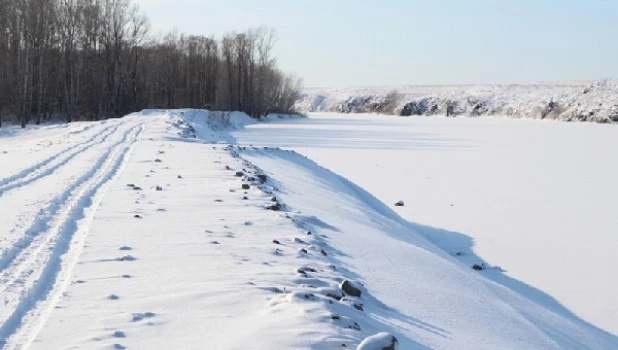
<box><xmin>136</xmin><ymin>0</ymin><xmax>618</xmax><ymax>87</ymax></box>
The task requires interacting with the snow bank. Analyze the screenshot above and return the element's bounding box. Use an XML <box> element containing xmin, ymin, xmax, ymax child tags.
<box><xmin>357</xmin><ymin>332</ymin><xmax>398</xmax><ymax>350</ymax></box>
<box><xmin>296</xmin><ymin>80</ymin><xmax>618</xmax><ymax>123</ymax></box>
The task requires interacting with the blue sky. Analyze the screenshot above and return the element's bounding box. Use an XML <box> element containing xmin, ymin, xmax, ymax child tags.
<box><xmin>137</xmin><ymin>0</ymin><xmax>618</xmax><ymax>87</ymax></box>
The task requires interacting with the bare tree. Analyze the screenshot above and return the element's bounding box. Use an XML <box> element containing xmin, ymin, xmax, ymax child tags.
<box><xmin>0</xmin><ymin>0</ymin><xmax>302</xmax><ymax>128</ymax></box>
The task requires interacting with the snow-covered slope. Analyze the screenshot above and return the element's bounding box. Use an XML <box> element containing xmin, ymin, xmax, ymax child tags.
<box><xmin>0</xmin><ymin>110</ymin><xmax>617</xmax><ymax>349</ymax></box>
<box><xmin>296</xmin><ymin>80</ymin><xmax>618</xmax><ymax>123</ymax></box>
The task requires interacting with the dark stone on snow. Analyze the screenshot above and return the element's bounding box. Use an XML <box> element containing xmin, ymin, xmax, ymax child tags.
<box><xmin>133</xmin><ymin>214</ymin><xmax>142</xmax><ymax>219</ymax></box>
<box><xmin>394</xmin><ymin>200</ymin><xmax>404</xmax><ymax>207</ymax></box>
<box><xmin>133</xmin><ymin>186</ymin><xmax>142</xmax><ymax>191</ymax></box>
<box><xmin>340</xmin><ymin>280</ymin><xmax>362</xmax><ymax>297</ymax></box>
<box><xmin>268</xmin><ymin>203</ymin><xmax>281</xmax><ymax>211</ymax></box>
<box><xmin>257</xmin><ymin>174</ymin><xmax>268</xmax><ymax>183</ymax></box>
<box><xmin>320</xmin><ymin>249</ymin><xmax>328</xmax><ymax>256</ymax></box>
<box><xmin>271</xmin><ymin>196</ymin><xmax>277</xmax><ymax>202</ymax></box>
<box><xmin>331</xmin><ymin>314</ymin><xmax>341</xmax><ymax>320</ymax></box>
<box><xmin>177</xmin><ymin>175</ymin><xmax>183</xmax><ymax>179</ymax></box>
<box><xmin>348</xmin><ymin>322</ymin><xmax>361</xmax><ymax>331</ymax></box>
<box><xmin>235</xmin><ymin>171</ymin><xmax>244</xmax><ymax>177</ymax></box>
<box><xmin>353</xmin><ymin>303</ymin><xmax>364</xmax><ymax>311</ymax></box>
<box><xmin>297</xmin><ymin>266</ymin><xmax>317</xmax><ymax>274</ymax></box>
<box><xmin>242</xmin><ymin>184</ymin><xmax>250</xmax><ymax>190</ymax></box>
<box><xmin>155</xmin><ymin>185</ymin><xmax>163</xmax><ymax>191</ymax></box>
<box><xmin>306</xmin><ymin>231</ymin><xmax>312</xmax><ymax>235</ymax></box>
<box><xmin>382</xmin><ymin>336</ymin><xmax>399</xmax><ymax>350</ymax></box>
<box><xmin>326</xmin><ymin>293</ymin><xmax>343</xmax><ymax>301</ymax></box>
<box><xmin>300</xmin><ymin>248</ymin><xmax>308</xmax><ymax>254</ymax></box>
<box><xmin>272</xmin><ymin>239</ymin><xmax>281</xmax><ymax>244</ymax></box>
<box><xmin>154</xmin><ymin>158</ymin><xmax>162</xmax><ymax>163</ymax></box>
<box><xmin>472</xmin><ymin>264</ymin><xmax>485</xmax><ymax>271</ymax></box>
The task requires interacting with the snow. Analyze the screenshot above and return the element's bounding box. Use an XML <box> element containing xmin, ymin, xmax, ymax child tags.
<box><xmin>296</xmin><ymin>80</ymin><xmax>618</xmax><ymax>123</ymax></box>
<box><xmin>357</xmin><ymin>332</ymin><xmax>398</xmax><ymax>350</ymax></box>
<box><xmin>1</xmin><ymin>109</ymin><xmax>617</xmax><ymax>349</ymax></box>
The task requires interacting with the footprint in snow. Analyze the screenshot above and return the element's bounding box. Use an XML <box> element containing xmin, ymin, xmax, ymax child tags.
<box><xmin>117</xmin><ymin>255</ymin><xmax>137</xmax><ymax>262</ymax></box>
<box><xmin>113</xmin><ymin>331</ymin><xmax>126</xmax><ymax>338</ymax></box>
<box><xmin>132</xmin><ymin>312</ymin><xmax>156</xmax><ymax>322</ymax></box>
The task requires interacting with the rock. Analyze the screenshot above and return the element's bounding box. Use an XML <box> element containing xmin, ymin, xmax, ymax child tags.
<box><xmin>353</xmin><ymin>303</ymin><xmax>364</xmax><ymax>311</ymax></box>
<box><xmin>155</xmin><ymin>185</ymin><xmax>163</xmax><ymax>191</ymax></box>
<box><xmin>340</xmin><ymin>280</ymin><xmax>362</xmax><ymax>297</ymax></box>
<box><xmin>257</xmin><ymin>174</ymin><xmax>267</xmax><ymax>183</ymax></box>
<box><xmin>177</xmin><ymin>175</ymin><xmax>183</xmax><ymax>179</ymax></box>
<box><xmin>357</xmin><ymin>332</ymin><xmax>399</xmax><ymax>350</ymax></box>
<box><xmin>472</xmin><ymin>264</ymin><xmax>485</xmax><ymax>271</ymax></box>
<box><xmin>268</xmin><ymin>203</ymin><xmax>281</xmax><ymax>211</ymax></box>
<box><xmin>271</xmin><ymin>196</ymin><xmax>277</xmax><ymax>202</ymax></box>
<box><xmin>235</xmin><ymin>171</ymin><xmax>244</xmax><ymax>177</ymax></box>
<box><xmin>326</xmin><ymin>293</ymin><xmax>343</xmax><ymax>301</ymax></box>
<box><xmin>133</xmin><ymin>214</ymin><xmax>142</xmax><ymax>219</ymax></box>
<box><xmin>300</xmin><ymin>248</ymin><xmax>308</xmax><ymax>254</ymax></box>
<box><xmin>320</xmin><ymin>249</ymin><xmax>328</xmax><ymax>256</ymax></box>
<box><xmin>272</xmin><ymin>239</ymin><xmax>280</xmax><ymax>244</ymax></box>
<box><xmin>394</xmin><ymin>200</ymin><xmax>404</xmax><ymax>207</ymax></box>
<box><xmin>241</xmin><ymin>184</ymin><xmax>250</xmax><ymax>190</ymax></box>
<box><xmin>154</xmin><ymin>158</ymin><xmax>162</xmax><ymax>163</ymax></box>
<box><xmin>297</xmin><ymin>266</ymin><xmax>316</xmax><ymax>274</ymax></box>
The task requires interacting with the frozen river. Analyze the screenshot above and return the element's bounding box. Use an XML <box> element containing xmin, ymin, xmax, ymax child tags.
<box><xmin>232</xmin><ymin>113</ymin><xmax>618</xmax><ymax>335</ymax></box>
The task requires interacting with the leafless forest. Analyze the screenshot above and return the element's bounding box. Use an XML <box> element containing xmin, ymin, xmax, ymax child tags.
<box><xmin>0</xmin><ymin>0</ymin><xmax>303</xmax><ymax>128</ymax></box>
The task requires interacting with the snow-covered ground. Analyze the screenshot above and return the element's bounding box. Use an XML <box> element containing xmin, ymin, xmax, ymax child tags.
<box><xmin>232</xmin><ymin>112</ymin><xmax>618</xmax><ymax>338</ymax></box>
<box><xmin>296</xmin><ymin>80</ymin><xmax>618</xmax><ymax>123</ymax></box>
<box><xmin>1</xmin><ymin>110</ymin><xmax>617</xmax><ymax>349</ymax></box>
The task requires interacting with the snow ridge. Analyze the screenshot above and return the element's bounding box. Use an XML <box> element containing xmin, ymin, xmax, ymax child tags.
<box><xmin>296</xmin><ymin>79</ymin><xmax>618</xmax><ymax>123</ymax></box>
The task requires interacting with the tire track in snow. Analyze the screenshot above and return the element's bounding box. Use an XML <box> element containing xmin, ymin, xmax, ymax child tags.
<box><xmin>0</xmin><ymin>122</ymin><xmax>121</xmax><ymax>197</ymax></box>
<box><xmin>0</xmin><ymin>122</ymin><xmax>144</xmax><ymax>348</ymax></box>
<box><xmin>0</xmin><ymin>123</ymin><xmax>139</xmax><ymax>276</ymax></box>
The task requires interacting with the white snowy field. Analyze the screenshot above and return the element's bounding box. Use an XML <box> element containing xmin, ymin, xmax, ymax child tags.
<box><xmin>232</xmin><ymin>113</ymin><xmax>618</xmax><ymax>336</ymax></box>
<box><xmin>0</xmin><ymin>110</ymin><xmax>617</xmax><ymax>349</ymax></box>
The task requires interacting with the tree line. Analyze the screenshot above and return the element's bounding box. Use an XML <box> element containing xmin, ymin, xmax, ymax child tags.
<box><xmin>0</xmin><ymin>0</ymin><xmax>303</xmax><ymax>128</ymax></box>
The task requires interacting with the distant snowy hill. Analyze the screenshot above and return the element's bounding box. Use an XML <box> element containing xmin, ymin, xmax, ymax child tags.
<box><xmin>295</xmin><ymin>80</ymin><xmax>618</xmax><ymax>123</ymax></box>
